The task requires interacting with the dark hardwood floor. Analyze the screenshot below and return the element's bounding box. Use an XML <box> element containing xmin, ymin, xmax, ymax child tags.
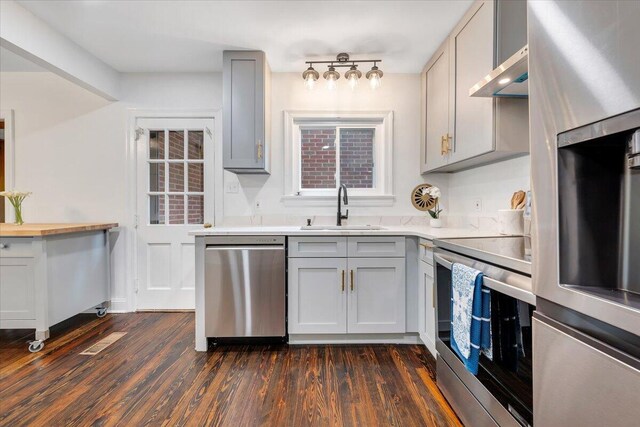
<box><xmin>0</xmin><ymin>313</ymin><xmax>461</xmax><ymax>427</ymax></box>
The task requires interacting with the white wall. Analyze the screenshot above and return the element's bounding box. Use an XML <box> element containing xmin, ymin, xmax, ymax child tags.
<box><xmin>1</xmin><ymin>68</ymin><xmax>530</xmax><ymax>311</ymax></box>
<box><xmin>0</xmin><ymin>71</ymin><xmax>221</xmax><ymax>311</ymax></box>
<box><xmin>447</xmin><ymin>155</ymin><xmax>531</xmax><ymax>229</ymax></box>
<box><xmin>223</xmin><ymin>72</ymin><xmax>449</xmax><ymax>220</ymax></box>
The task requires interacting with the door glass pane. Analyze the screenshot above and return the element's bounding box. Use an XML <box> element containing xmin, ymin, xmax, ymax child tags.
<box><xmin>168</xmin><ymin>163</ymin><xmax>184</xmax><ymax>192</ymax></box>
<box><xmin>188</xmin><ymin>163</ymin><xmax>204</xmax><ymax>192</ymax></box>
<box><xmin>149</xmin><ymin>130</ymin><xmax>165</xmax><ymax>159</ymax></box>
<box><xmin>168</xmin><ymin>130</ymin><xmax>184</xmax><ymax>159</ymax></box>
<box><xmin>149</xmin><ymin>195</ymin><xmax>165</xmax><ymax>224</ymax></box>
<box><xmin>300</xmin><ymin>127</ymin><xmax>336</xmax><ymax>189</ymax></box>
<box><xmin>168</xmin><ymin>195</ymin><xmax>185</xmax><ymax>224</ymax></box>
<box><xmin>149</xmin><ymin>163</ymin><xmax>165</xmax><ymax>192</ymax></box>
<box><xmin>188</xmin><ymin>131</ymin><xmax>204</xmax><ymax>160</ymax></box>
<box><xmin>340</xmin><ymin>128</ymin><xmax>375</xmax><ymax>189</ymax></box>
<box><xmin>187</xmin><ymin>195</ymin><xmax>204</xmax><ymax>224</ymax></box>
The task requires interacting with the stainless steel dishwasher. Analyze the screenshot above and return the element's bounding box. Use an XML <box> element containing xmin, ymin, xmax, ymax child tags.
<box><xmin>204</xmin><ymin>236</ymin><xmax>286</xmax><ymax>341</ymax></box>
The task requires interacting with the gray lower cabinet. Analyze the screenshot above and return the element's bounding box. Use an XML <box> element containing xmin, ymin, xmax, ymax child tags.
<box><xmin>418</xmin><ymin>239</ymin><xmax>436</xmax><ymax>356</ymax></box>
<box><xmin>0</xmin><ymin>232</ymin><xmax>111</xmax><ymax>351</ymax></box>
<box><xmin>0</xmin><ymin>257</ymin><xmax>36</xmax><ymax>321</ymax></box>
<box><xmin>288</xmin><ymin>237</ymin><xmax>406</xmax><ymax>336</ymax></box>
<box><xmin>223</xmin><ymin>50</ymin><xmax>271</xmax><ymax>174</ymax></box>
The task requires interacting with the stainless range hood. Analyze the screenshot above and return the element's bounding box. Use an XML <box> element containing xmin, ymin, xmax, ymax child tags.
<box><xmin>469</xmin><ymin>45</ymin><xmax>528</xmax><ymax>98</ymax></box>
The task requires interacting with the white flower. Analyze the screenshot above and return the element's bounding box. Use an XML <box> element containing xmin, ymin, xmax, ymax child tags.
<box><xmin>427</xmin><ymin>186</ymin><xmax>441</xmax><ymax>199</ymax></box>
<box><xmin>0</xmin><ymin>191</ymin><xmax>32</xmax><ymax>198</ymax></box>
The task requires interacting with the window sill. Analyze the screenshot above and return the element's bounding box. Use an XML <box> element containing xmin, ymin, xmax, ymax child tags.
<box><xmin>281</xmin><ymin>194</ymin><xmax>395</xmax><ymax>207</ymax></box>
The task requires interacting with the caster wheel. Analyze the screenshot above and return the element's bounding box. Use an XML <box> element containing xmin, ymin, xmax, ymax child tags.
<box><xmin>28</xmin><ymin>340</ymin><xmax>44</xmax><ymax>353</ymax></box>
<box><xmin>96</xmin><ymin>308</ymin><xmax>107</xmax><ymax>318</ymax></box>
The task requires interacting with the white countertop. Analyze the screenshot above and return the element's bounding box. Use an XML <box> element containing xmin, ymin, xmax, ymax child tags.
<box><xmin>189</xmin><ymin>225</ymin><xmax>499</xmax><ymax>240</ymax></box>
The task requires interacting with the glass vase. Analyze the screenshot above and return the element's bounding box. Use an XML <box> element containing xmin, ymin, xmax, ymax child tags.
<box><xmin>13</xmin><ymin>203</ymin><xmax>24</xmax><ymax>225</ymax></box>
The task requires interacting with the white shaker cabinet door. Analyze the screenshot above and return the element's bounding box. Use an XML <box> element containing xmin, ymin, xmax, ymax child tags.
<box><xmin>288</xmin><ymin>258</ymin><xmax>348</xmax><ymax>334</ymax></box>
<box><xmin>347</xmin><ymin>258</ymin><xmax>406</xmax><ymax>334</ymax></box>
<box><xmin>420</xmin><ymin>260</ymin><xmax>437</xmax><ymax>357</ymax></box>
<box><xmin>0</xmin><ymin>258</ymin><xmax>36</xmax><ymax>321</ymax></box>
<box><xmin>450</xmin><ymin>0</ymin><xmax>495</xmax><ymax>163</ymax></box>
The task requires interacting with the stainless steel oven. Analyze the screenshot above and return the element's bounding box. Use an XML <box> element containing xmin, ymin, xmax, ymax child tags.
<box><xmin>434</xmin><ymin>239</ymin><xmax>535</xmax><ymax>427</ymax></box>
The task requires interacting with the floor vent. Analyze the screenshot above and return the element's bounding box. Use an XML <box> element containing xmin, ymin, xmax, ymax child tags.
<box><xmin>80</xmin><ymin>332</ymin><xmax>127</xmax><ymax>355</ymax></box>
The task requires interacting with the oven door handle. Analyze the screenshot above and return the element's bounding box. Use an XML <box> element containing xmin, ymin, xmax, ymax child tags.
<box><xmin>434</xmin><ymin>253</ymin><xmax>536</xmax><ymax>305</ymax></box>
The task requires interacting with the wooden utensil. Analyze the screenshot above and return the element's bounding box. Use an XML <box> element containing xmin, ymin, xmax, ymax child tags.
<box><xmin>511</xmin><ymin>190</ymin><xmax>526</xmax><ymax>209</ymax></box>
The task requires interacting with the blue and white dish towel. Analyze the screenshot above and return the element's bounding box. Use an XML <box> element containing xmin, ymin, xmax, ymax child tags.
<box><xmin>450</xmin><ymin>263</ymin><xmax>492</xmax><ymax>375</ymax></box>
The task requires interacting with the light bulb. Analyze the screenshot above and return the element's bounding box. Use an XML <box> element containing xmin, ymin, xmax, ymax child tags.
<box><xmin>326</xmin><ymin>75</ymin><xmax>337</xmax><ymax>91</ymax></box>
<box><xmin>369</xmin><ymin>74</ymin><xmax>381</xmax><ymax>90</ymax></box>
<box><xmin>348</xmin><ymin>74</ymin><xmax>359</xmax><ymax>90</ymax></box>
<box><xmin>305</xmin><ymin>75</ymin><xmax>317</xmax><ymax>90</ymax></box>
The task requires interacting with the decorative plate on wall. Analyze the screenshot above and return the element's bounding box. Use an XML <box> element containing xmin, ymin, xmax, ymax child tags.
<box><xmin>411</xmin><ymin>183</ymin><xmax>437</xmax><ymax>211</ymax></box>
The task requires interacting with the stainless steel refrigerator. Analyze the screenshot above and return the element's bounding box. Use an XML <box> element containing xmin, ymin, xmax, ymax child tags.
<box><xmin>529</xmin><ymin>1</ymin><xmax>640</xmax><ymax>425</ymax></box>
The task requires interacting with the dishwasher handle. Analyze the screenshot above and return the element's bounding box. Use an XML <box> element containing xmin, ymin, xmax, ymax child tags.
<box><xmin>205</xmin><ymin>245</ymin><xmax>285</xmax><ymax>251</ymax></box>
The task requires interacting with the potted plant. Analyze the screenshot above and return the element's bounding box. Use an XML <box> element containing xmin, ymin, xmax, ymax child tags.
<box><xmin>426</xmin><ymin>186</ymin><xmax>443</xmax><ymax>228</ymax></box>
<box><xmin>0</xmin><ymin>191</ymin><xmax>32</xmax><ymax>225</ymax></box>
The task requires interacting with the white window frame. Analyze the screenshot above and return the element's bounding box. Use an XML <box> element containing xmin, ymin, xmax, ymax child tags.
<box><xmin>283</xmin><ymin>111</ymin><xmax>394</xmax><ymax>207</ymax></box>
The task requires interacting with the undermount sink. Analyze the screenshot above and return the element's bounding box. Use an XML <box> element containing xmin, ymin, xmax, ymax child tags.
<box><xmin>300</xmin><ymin>225</ymin><xmax>387</xmax><ymax>231</ymax></box>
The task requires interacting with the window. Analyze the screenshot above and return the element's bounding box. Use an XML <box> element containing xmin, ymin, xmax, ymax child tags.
<box><xmin>148</xmin><ymin>129</ymin><xmax>205</xmax><ymax>225</ymax></box>
<box><xmin>284</xmin><ymin>111</ymin><xmax>394</xmax><ymax>206</ymax></box>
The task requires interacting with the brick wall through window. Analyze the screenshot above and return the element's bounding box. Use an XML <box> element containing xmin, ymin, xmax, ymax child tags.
<box><xmin>301</xmin><ymin>128</ymin><xmax>336</xmax><ymax>189</ymax></box>
<box><xmin>300</xmin><ymin>127</ymin><xmax>375</xmax><ymax>190</ymax></box>
<box><xmin>150</xmin><ymin>130</ymin><xmax>204</xmax><ymax>225</ymax></box>
<box><xmin>340</xmin><ymin>128</ymin><xmax>374</xmax><ymax>189</ymax></box>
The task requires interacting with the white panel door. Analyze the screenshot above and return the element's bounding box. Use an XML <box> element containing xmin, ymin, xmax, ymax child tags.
<box><xmin>136</xmin><ymin>118</ymin><xmax>214</xmax><ymax>310</ymax></box>
<box><xmin>288</xmin><ymin>258</ymin><xmax>347</xmax><ymax>334</ymax></box>
<box><xmin>347</xmin><ymin>258</ymin><xmax>405</xmax><ymax>334</ymax></box>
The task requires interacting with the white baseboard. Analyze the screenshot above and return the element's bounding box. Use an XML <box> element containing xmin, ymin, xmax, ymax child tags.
<box><xmin>288</xmin><ymin>333</ymin><xmax>421</xmax><ymax>345</ymax></box>
<box><xmin>109</xmin><ymin>298</ymin><xmax>130</xmax><ymax>313</ymax></box>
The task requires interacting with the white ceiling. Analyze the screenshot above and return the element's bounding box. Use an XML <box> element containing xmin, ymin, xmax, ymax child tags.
<box><xmin>16</xmin><ymin>0</ymin><xmax>473</xmax><ymax>73</ymax></box>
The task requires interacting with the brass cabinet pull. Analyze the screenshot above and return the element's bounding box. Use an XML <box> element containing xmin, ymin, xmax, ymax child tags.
<box><xmin>419</xmin><ymin>242</ymin><xmax>434</xmax><ymax>250</ymax></box>
<box><xmin>440</xmin><ymin>134</ymin><xmax>453</xmax><ymax>156</ymax></box>
<box><xmin>350</xmin><ymin>270</ymin><xmax>355</xmax><ymax>291</ymax></box>
<box><xmin>341</xmin><ymin>270</ymin><xmax>345</xmax><ymax>292</ymax></box>
<box><xmin>257</xmin><ymin>140</ymin><xmax>263</xmax><ymax>160</ymax></box>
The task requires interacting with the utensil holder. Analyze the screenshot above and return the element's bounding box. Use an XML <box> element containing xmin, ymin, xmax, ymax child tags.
<box><xmin>498</xmin><ymin>209</ymin><xmax>524</xmax><ymax>235</ymax></box>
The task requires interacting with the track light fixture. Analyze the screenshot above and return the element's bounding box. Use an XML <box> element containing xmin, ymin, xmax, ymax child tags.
<box><xmin>366</xmin><ymin>64</ymin><xmax>383</xmax><ymax>90</ymax></box>
<box><xmin>302</xmin><ymin>65</ymin><xmax>319</xmax><ymax>90</ymax></box>
<box><xmin>323</xmin><ymin>66</ymin><xmax>340</xmax><ymax>91</ymax></box>
<box><xmin>302</xmin><ymin>53</ymin><xmax>382</xmax><ymax>90</ymax></box>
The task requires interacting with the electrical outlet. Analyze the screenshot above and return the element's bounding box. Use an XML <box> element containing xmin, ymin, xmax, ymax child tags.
<box><xmin>225</xmin><ymin>182</ymin><xmax>239</xmax><ymax>193</ymax></box>
<box><xmin>254</xmin><ymin>200</ymin><xmax>262</xmax><ymax>212</ymax></box>
<box><xmin>472</xmin><ymin>198</ymin><xmax>482</xmax><ymax>212</ymax></box>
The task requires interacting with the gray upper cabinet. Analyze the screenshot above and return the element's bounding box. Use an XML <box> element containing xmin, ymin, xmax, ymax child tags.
<box><xmin>420</xmin><ymin>39</ymin><xmax>451</xmax><ymax>172</ymax></box>
<box><xmin>420</xmin><ymin>0</ymin><xmax>529</xmax><ymax>174</ymax></box>
<box><xmin>223</xmin><ymin>51</ymin><xmax>271</xmax><ymax>174</ymax></box>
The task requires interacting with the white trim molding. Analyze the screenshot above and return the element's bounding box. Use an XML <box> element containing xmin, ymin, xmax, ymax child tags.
<box><xmin>0</xmin><ymin>109</ymin><xmax>16</xmax><ymax>222</ymax></box>
<box><xmin>283</xmin><ymin>110</ymin><xmax>394</xmax><ymax>207</ymax></box>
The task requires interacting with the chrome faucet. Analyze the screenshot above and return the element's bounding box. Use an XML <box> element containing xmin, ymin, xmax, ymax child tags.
<box><xmin>337</xmin><ymin>184</ymin><xmax>349</xmax><ymax>226</ymax></box>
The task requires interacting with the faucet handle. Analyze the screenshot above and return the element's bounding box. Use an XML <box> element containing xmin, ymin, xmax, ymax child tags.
<box><xmin>306</xmin><ymin>218</ymin><xmax>312</xmax><ymax>226</ymax></box>
<box><xmin>343</xmin><ymin>209</ymin><xmax>349</xmax><ymax>219</ymax></box>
